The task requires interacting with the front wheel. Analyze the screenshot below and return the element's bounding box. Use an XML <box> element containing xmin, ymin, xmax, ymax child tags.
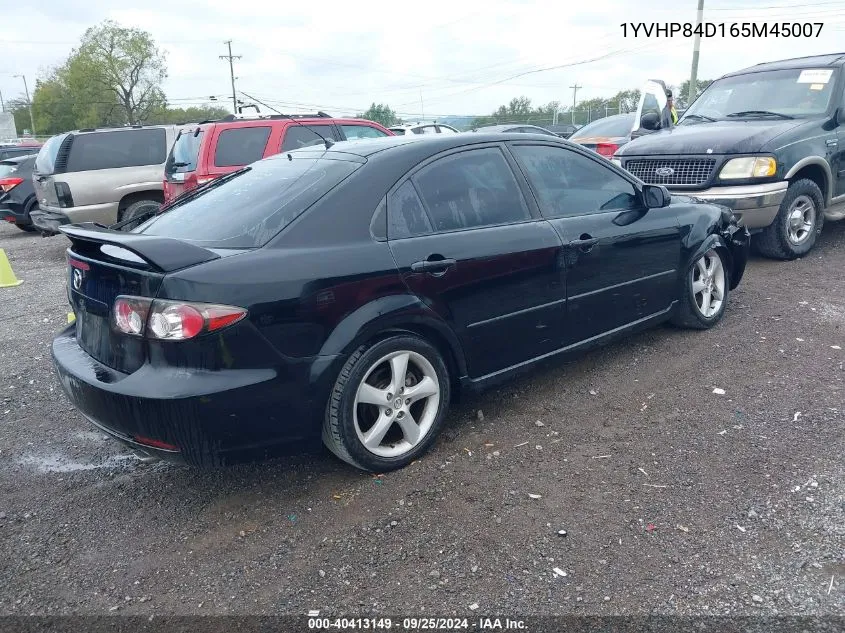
<box><xmin>672</xmin><ymin>248</ymin><xmax>730</xmax><ymax>330</ymax></box>
<box><xmin>322</xmin><ymin>335</ymin><xmax>451</xmax><ymax>472</ymax></box>
<box><xmin>754</xmin><ymin>179</ymin><xmax>824</xmax><ymax>260</ymax></box>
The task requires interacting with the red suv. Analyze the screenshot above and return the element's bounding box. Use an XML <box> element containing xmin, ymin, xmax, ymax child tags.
<box><xmin>163</xmin><ymin>112</ymin><xmax>393</xmax><ymax>202</ymax></box>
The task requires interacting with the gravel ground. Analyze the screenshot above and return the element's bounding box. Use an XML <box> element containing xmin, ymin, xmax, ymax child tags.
<box><xmin>0</xmin><ymin>220</ymin><xmax>843</xmax><ymax>617</ymax></box>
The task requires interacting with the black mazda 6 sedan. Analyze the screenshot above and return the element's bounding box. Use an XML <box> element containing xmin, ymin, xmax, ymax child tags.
<box><xmin>52</xmin><ymin>132</ymin><xmax>750</xmax><ymax>471</ymax></box>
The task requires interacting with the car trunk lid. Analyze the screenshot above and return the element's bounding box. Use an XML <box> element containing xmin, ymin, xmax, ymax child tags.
<box><xmin>61</xmin><ymin>223</ymin><xmax>222</xmax><ymax>374</ymax></box>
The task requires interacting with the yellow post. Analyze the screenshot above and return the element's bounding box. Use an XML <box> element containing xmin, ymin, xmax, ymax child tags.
<box><xmin>0</xmin><ymin>248</ymin><xmax>23</xmax><ymax>288</ymax></box>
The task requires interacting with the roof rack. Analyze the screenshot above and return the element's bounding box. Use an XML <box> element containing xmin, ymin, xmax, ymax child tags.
<box><xmin>76</xmin><ymin>124</ymin><xmax>148</xmax><ymax>132</ymax></box>
<box><xmin>218</xmin><ymin>111</ymin><xmax>332</xmax><ymax>122</ymax></box>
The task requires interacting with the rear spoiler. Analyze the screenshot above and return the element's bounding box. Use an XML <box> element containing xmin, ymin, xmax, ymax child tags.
<box><xmin>60</xmin><ymin>223</ymin><xmax>220</xmax><ymax>273</ymax></box>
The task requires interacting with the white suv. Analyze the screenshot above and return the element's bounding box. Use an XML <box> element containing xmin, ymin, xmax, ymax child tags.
<box><xmin>388</xmin><ymin>122</ymin><xmax>460</xmax><ymax>135</ymax></box>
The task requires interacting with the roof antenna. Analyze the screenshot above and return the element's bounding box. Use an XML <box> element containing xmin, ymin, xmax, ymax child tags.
<box><xmin>239</xmin><ymin>91</ymin><xmax>334</xmax><ymax>150</ymax></box>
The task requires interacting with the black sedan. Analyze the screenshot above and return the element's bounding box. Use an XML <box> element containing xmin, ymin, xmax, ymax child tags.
<box><xmin>472</xmin><ymin>124</ymin><xmax>559</xmax><ymax>136</ymax></box>
<box><xmin>52</xmin><ymin>133</ymin><xmax>749</xmax><ymax>471</ymax></box>
<box><xmin>0</xmin><ymin>154</ymin><xmax>39</xmax><ymax>231</ymax></box>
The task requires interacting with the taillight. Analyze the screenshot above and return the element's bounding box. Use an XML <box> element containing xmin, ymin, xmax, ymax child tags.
<box><xmin>0</xmin><ymin>177</ymin><xmax>23</xmax><ymax>193</ymax></box>
<box><xmin>112</xmin><ymin>295</ymin><xmax>247</xmax><ymax>340</ymax></box>
<box><xmin>55</xmin><ymin>181</ymin><xmax>75</xmax><ymax>208</ymax></box>
<box><xmin>596</xmin><ymin>143</ymin><xmax>619</xmax><ymax>158</ymax></box>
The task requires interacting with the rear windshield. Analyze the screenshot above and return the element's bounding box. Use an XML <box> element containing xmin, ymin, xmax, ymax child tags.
<box><xmin>135</xmin><ymin>155</ymin><xmax>362</xmax><ymax>248</ymax></box>
<box><xmin>571</xmin><ymin>115</ymin><xmax>634</xmax><ymax>139</ymax></box>
<box><xmin>0</xmin><ymin>162</ymin><xmax>18</xmax><ymax>178</ymax></box>
<box><xmin>66</xmin><ymin>129</ymin><xmax>167</xmax><ymax>172</ymax></box>
<box><xmin>166</xmin><ymin>130</ymin><xmax>204</xmax><ymax>174</ymax></box>
<box><xmin>213</xmin><ymin>127</ymin><xmax>271</xmax><ymax>167</ymax></box>
<box><xmin>34</xmin><ymin>133</ymin><xmax>68</xmax><ymax>174</ymax></box>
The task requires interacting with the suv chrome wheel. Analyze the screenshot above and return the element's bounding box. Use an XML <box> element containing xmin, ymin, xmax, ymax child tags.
<box><xmin>786</xmin><ymin>195</ymin><xmax>816</xmax><ymax>245</ymax></box>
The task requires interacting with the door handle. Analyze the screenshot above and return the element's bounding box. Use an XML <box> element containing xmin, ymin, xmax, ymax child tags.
<box><xmin>568</xmin><ymin>235</ymin><xmax>600</xmax><ymax>251</ymax></box>
<box><xmin>411</xmin><ymin>257</ymin><xmax>457</xmax><ymax>273</ymax></box>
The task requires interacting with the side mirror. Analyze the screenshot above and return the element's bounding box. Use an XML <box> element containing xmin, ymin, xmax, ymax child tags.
<box><xmin>642</xmin><ymin>184</ymin><xmax>671</xmax><ymax>209</ymax></box>
<box><xmin>640</xmin><ymin>111</ymin><xmax>661</xmax><ymax>131</ymax></box>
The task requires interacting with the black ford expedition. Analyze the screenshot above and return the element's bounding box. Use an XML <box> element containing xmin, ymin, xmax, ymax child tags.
<box><xmin>616</xmin><ymin>53</ymin><xmax>845</xmax><ymax>259</ymax></box>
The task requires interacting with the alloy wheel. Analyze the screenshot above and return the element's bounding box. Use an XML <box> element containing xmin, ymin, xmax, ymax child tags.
<box><xmin>786</xmin><ymin>195</ymin><xmax>816</xmax><ymax>245</ymax></box>
<box><xmin>691</xmin><ymin>249</ymin><xmax>726</xmax><ymax>319</ymax></box>
<box><xmin>353</xmin><ymin>350</ymin><xmax>441</xmax><ymax>458</ymax></box>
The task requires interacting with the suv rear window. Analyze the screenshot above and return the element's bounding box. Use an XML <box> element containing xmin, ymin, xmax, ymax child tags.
<box><xmin>213</xmin><ymin>127</ymin><xmax>271</xmax><ymax>167</ymax></box>
<box><xmin>166</xmin><ymin>130</ymin><xmax>204</xmax><ymax>175</ymax></box>
<box><xmin>34</xmin><ymin>133</ymin><xmax>68</xmax><ymax>174</ymax></box>
<box><xmin>66</xmin><ymin>129</ymin><xmax>167</xmax><ymax>172</ymax></box>
<box><xmin>0</xmin><ymin>162</ymin><xmax>19</xmax><ymax>178</ymax></box>
<box><xmin>135</xmin><ymin>155</ymin><xmax>362</xmax><ymax>248</ymax></box>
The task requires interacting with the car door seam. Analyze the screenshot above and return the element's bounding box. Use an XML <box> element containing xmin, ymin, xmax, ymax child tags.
<box><xmin>567</xmin><ymin>269</ymin><xmax>677</xmax><ymax>300</ymax></box>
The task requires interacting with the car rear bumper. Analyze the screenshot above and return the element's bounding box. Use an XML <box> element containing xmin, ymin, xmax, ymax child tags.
<box><xmin>29</xmin><ymin>208</ymin><xmax>70</xmax><ymax>235</ymax></box>
<box><xmin>678</xmin><ymin>182</ymin><xmax>787</xmax><ymax>230</ymax></box>
<box><xmin>34</xmin><ymin>202</ymin><xmax>120</xmax><ymax>234</ymax></box>
<box><xmin>52</xmin><ymin>324</ymin><xmax>339</xmax><ymax>466</ymax></box>
<box><xmin>0</xmin><ymin>201</ymin><xmax>31</xmax><ymax>226</ymax></box>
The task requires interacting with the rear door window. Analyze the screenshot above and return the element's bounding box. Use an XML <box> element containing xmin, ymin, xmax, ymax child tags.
<box><xmin>66</xmin><ymin>129</ymin><xmax>166</xmax><ymax>172</ymax></box>
<box><xmin>280</xmin><ymin>125</ymin><xmax>340</xmax><ymax>151</ymax></box>
<box><xmin>213</xmin><ymin>126</ymin><xmax>272</xmax><ymax>167</ymax></box>
<box><xmin>135</xmin><ymin>155</ymin><xmax>362</xmax><ymax>248</ymax></box>
<box><xmin>341</xmin><ymin>124</ymin><xmax>389</xmax><ymax>140</ymax></box>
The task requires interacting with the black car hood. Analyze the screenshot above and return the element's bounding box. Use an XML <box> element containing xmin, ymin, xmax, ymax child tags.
<box><xmin>618</xmin><ymin>119</ymin><xmax>809</xmax><ymax>156</ymax></box>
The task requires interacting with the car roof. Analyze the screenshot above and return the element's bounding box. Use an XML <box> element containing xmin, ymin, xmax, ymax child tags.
<box><xmin>284</xmin><ymin>131</ymin><xmax>573</xmax><ymax>160</ymax></box>
<box><xmin>726</xmin><ymin>52</ymin><xmax>845</xmax><ymax>77</ymax></box>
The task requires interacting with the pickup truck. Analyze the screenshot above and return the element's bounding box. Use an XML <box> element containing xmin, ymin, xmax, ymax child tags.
<box><xmin>615</xmin><ymin>53</ymin><xmax>845</xmax><ymax>260</ymax></box>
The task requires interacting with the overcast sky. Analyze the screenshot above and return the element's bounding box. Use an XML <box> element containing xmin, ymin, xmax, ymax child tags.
<box><xmin>2</xmin><ymin>0</ymin><xmax>845</xmax><ymax>120</ymax></box>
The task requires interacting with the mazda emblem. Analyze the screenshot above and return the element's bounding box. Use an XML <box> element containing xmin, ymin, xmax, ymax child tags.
<box><xmin>655</xmin><ymin>167</ymin><xmax>675</xmax><ymax>177</ymax></box>
<box><xmin>72</xmin><ymin>268</ymin><xmax>83</xmax><ymax>291</ymax></box>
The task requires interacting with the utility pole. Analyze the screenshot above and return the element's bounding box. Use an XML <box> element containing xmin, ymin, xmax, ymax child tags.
<box><xmin>220</xmin><ymin>41</ymin><xmax>242</xmax><ymax>114</ymax></box>
<box><xmin>13</xmin><ymin>74</ymin><xmax>35</xmax><ymax>136</ymax></box>
<box><xmin>569</xmin><ymin>83</ymin><xmax>581</xmax><ymax>124</ymax></box>
<box><xmin>688</xmin><ymin>0</ymin><xmax>705</xmax><ymax>106</ymax></box>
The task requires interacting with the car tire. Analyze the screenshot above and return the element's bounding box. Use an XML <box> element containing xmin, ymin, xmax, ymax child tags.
<box><xmin>15</xmin><ymin>199</ymin><xmax>38</xmax><ymax>231</ymax></box>
<box><xmin>754</xmin><ymin>179</ymin><xmax>824</xmax><ymax>260</ymax></box>
<box><xmin>118</xmin><ymin>199</ymin><xmax>161</xmax><ymax>231</ymax></box>
<box><xmin>671</xmin><ymin>247</ymin><xmax>730</xmax><ymax>330</ymax></box>
<box><xmin>322</xmin><ymin>335</ymin><xmax>451</xmax><ymax>472</ymax></box>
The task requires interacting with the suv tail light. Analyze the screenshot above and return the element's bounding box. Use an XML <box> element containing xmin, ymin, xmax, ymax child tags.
<box><xmin>596</xmin><ymin>143</ymin><xmax>619</xmax><ymax>158</ymax></box>
<box><xmin>55</xmin><ymin>181</ymin><xmax>75</xmax><ymax>208</ymax></box>
<box><xmin>112</xmin><ymin>296</ymin><xmax>247</xmax><ymax>340</ymax></box>
<box><xmin>0</xmin><ymin>177</ymin><xmax>24</xmax><ymax>193</ymax></box>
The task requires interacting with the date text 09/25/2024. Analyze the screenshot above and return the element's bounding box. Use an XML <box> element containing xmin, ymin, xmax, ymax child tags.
<box><xmin>620</xmin><ymin>22</ymin><xmax>824</xmax><ymax>38</ymax></box>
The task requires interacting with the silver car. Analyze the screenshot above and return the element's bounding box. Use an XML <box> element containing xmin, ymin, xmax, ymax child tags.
<box><xmin>30</xmin><ymin>125</ymin><xmax>178</xmax><ymax>235</ymax></box>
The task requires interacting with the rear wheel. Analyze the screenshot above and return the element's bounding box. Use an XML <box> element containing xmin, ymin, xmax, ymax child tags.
<box><xmin>118</xmin><ymin>199</ymin><xmax>161</xmax><ymax>231</ymax></box>
<box><xmin>323</xmin><ymin>335</ymin><xmax>451</xmax><ymax>472</ymax></box>
<box><xmin>672</xmin><ymin>248</ymin><xmax>729</xmax><ymax>330</ymax></box>
<box><xmin>755</xmin><ymin>179</ymin><xmax>824</xmax><ymax>260</ymax></box>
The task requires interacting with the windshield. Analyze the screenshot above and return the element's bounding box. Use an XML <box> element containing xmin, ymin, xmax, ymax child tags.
<box><xmin>571</xmin><ymin>115</ymin><xmax>635</xmax><ymax>139</ymax></box>
<box><xmin>166</xmin><ymin>129</ymin><xmax>204</xmax><ymax>175</ymax></box>
<box><xmin>34</xmin><ymin>133</ymin><xmax>68</xmax><ymax>175</ymax></box>
<box><xmin>135</xmin><ymin>154</ymin><xmax>361</xmax><ymax>248</ymax></box>
<box><xmin>682</xmin><ymin>67</ymin><xmax>839</xmax><ymax>121</ymax></box>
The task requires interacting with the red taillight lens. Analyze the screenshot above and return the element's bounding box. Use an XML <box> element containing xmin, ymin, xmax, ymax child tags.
<box><xmin>113</xmin><ymin>297</ymin><xmax>152</xmax><ymax>336</ymax></box>
<box><xmin>0</xmin><ymin>177</ymin><xmax>23</xmax><ymax>193</ymax></box>
<box><xmin>596</xmin><ymin>143</ymin><xmax>619</xmax><ymax>158</ymax></box>
<box><xmin>133</xmin><ymin>435</ymin><xmax>179</xmax><ymax>451</ymax></box>
<box><xmin>111</xmin><ymin>296</ymin><xmax>247</xmax><ymax>340</ymax></box>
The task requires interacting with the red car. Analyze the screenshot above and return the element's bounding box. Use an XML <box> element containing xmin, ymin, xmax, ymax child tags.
<box><xmin>163</xmin><ymin>113</ymin><xmax>394</xmax><ymax>202</ymax></box>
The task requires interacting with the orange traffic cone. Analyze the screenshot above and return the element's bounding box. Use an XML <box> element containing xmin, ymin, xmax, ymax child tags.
<box><xmin>0</xmin><ymin>248</ymin><xmax>23</xmax><ymax>288</ymax></box>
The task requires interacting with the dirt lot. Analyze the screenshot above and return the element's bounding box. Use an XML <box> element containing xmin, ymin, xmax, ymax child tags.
<box><xmin>0</xmin><ymin>219</ymin><xmax>843</xmax><ymax>617</ymax></box>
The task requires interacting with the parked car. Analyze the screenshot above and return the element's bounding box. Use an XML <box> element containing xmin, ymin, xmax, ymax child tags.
<box><xmin>163</xmin><ymin>113</ymin><xmax>393</xmax><ymax>203</ymax></box>
<box><xmin>616</xmin><ymin>53</ymin><xmax>845</xmax><ymax>260</ymax></box>
<box><xmin>53</xmin><ymin>133</ymin><xmax>749</xmax><ymax>471</ymax></box>
<box><xmin>388</xmin><ymin>122</ymin><xmax>460</xmax><ymax>136</ymax></box>
<box><xmin>0</xmin><ymin>142</ymin><xmax>41</xmax><ymax>161</ymax></box>
<box><xmin>0</xmin><ymin>154</ymin><xmax>38</xmax><ymax>231</ymax></box>
<box><xmin>30</xmin><ymin>125</ymin><xmax>179</xmax><ymax>236</ymax></box>
<box><xmin>569</xmin><ymin>113</ymin><xmax>637</xmax><ymax>158</ymax></box>
<box><xmin>546</xmin><ymin>123</ymin><xmax>581</xmax><ymax>138</ymax></box>
<box><xmin>471</xmin><ymin>123</ymin><xmax>559</xmax><ymax>136</ymax></box>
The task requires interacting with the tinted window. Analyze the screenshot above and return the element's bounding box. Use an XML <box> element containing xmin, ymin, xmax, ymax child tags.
<box><xmin>571</xmin><ymin>115</ymin><xmax>635</xmax><ymax>139</ymax></box>
<box><xmin>214</xmin><ymin>127</ymin><xmax>271</xmax><ymax>167</ymax></box>
<box><xmin>388</xmin><ymin>180</ymin><xmax>432</xmax><ymax>239</ymax></box>
<box><xmin>512</xmin><ymin>145</ymin><xmax>639</xmax><ymax>217</ymax></box>
<box><xmin>413</xmin><ymin>148</ymin><xmax>530</xmax><ymax>232</ymax></box>
<box><xmin>280</xmin><ymin>125</ymin><xmax>339</xmax><ymax>152</ymax></box>
<box><xmin>167</xmin><ymin>130</ymin><xmax>204</xmax><ymax>174</ymax></box>
<box><xmin>436</xmin><ymin>125</ymin><xmax>458</xmax><ymax>134</ymax></box>
<box><xmin>34</xmin><ymin>133</ymin><xmax>67</xmax><ymax>174</ymax></box>
<box><xmin>342</xmin><ymin>124</ymin><xmax>389</xmax><ymax>140</ymax></box>
<box><xmin>135</xmin><ymin>156</ymin><xmax>361</xmax><ymax>248</ymax></box>
<box><xmin>66</xmin><ymin>129</ymin><xmax>166</xmax><ymax>172</ymax></box>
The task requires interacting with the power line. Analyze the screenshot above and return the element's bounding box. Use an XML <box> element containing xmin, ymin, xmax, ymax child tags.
<box><xmin>219</xmin><ymin>40</ymin><xmax>241</xmax><ymax>114</ymax></box>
